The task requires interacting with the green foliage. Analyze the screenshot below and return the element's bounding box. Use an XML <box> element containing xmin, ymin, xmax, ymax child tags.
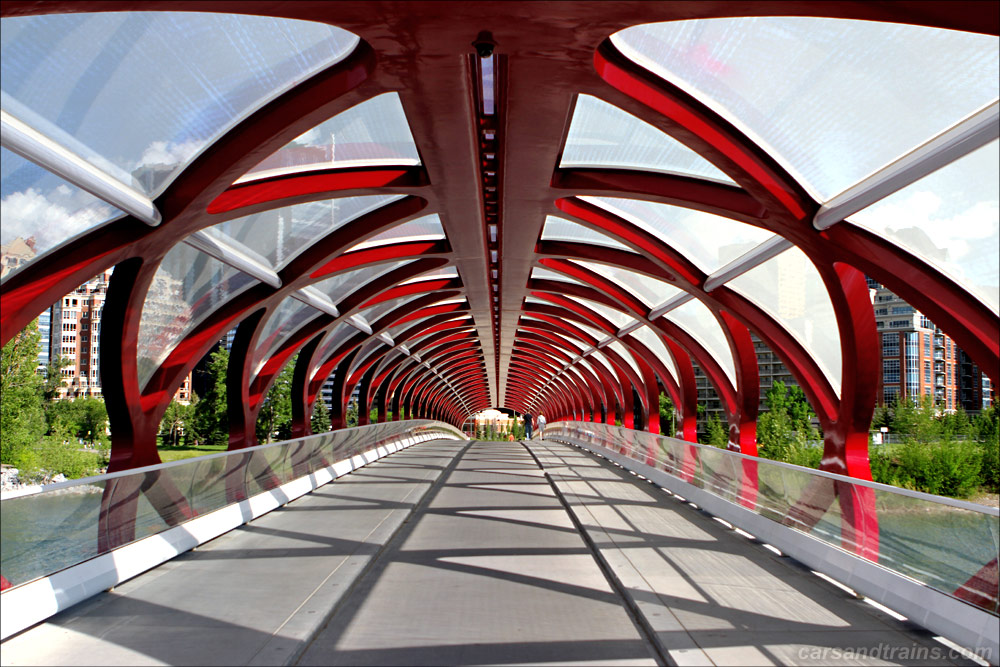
<box><xmin>41</xmin><ymin>355</ymin><xmax>71</xmax><ymax>402</ymax></box>
<box><xmin>369</xmin><ymin>407</ymin><xmax>379</xmax><ymax>423</ymax></box>
<box><xmin>973</xmin><ymin>404</ymin><xmax>999</xmax><ymax>492</ymax></box>
<box><xmin>658</xmin><ymin>392</ymin><xmax>676</xmax><ymax>437</ymax></box>
<box><xmin>702</xmin><ymin>413</ymin><xmax>728</xmax><ymax>448</ymax></box>
<box><xmin>876</xmin><ymin>440</ymin><xmax>983</xmax><ymax>498</ymax></box>
<box><xmin>311</xmin><ymin>396</ymin><xmax>331</xmax><ymax>433</ymax></box>
<box><xmin>757</xmin><ymin>381</ymin><xmax>820</xmax><ymax>467</ymax></box>
<box><xmin>256</xmin><ymin>356</ymin><xmax>295</xmax><ymax>443</ymax></box>
<box><xmin>20</xmin><ymin>436</ymin><xmax>103</xmax><ymax>480</ymax></box>
<box><xmin>193</xmin><ymin>348</ymin><xmax>230</xmax><ymax>448</ymax></box>
<box><xmin>1</xmin><ymin>321</ymin><xmax>46</xmax><ymax>468</ymax></box>
<box><xmin>346</xmin><ymin>399</ymin><xmax>358</xmax><ymax>427</ymax></box>
<box><xmin>891</xmin><ymin>395</ymin><xmax>941</xmax><ymax>442</ymax></box>
<box><xmin>159</xmin><ymin>399</ymin><xmax>193</xmax><ymax>447</ymax></box>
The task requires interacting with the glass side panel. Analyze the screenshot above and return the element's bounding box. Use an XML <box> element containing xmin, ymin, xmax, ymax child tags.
<box><xmin>313</xmin><ymin>322</ymin><xmax>356</xmax><ymax>368</ymax></box>
<box><xmin>727</xmin><ymin>246</ymin><xmax>843</xmax><ymax>395</ymax></box>
<box><xmin>663</xmin><ymin>298</ymin><xmax>736</xmax><ymax>389</ymax></box>
<box><xmin>612</xmin><ymin>18</ymin><xmax>999</xmax><ymax>202</ymax></box>
<box><xmin>311</xmin><ymin>260</ymin><xmax>412</xmax><ymax>305</ymax></box>
<box><xmin>530</xmin><ymin>266</ymin><xmax>586</xmax><ymax>286</ymax></box>
<box><xmin>849</xmin><ymin>140</ymin><xmax>999</xmax><ymax>314</ymax></box>
<box><xmin>629</xmin><ymin>324</ymin><xmax>679</xmax><ymax>385</ymax></box>
<box><xmin>561</xmin><ymin>94</ymin><xmax>735</xmax><ymax>184</ymax></box>
<box><xmin>607</xmin><ymin>339</ymin><xmax>642</xmax><ymax>376</ymax></box>
<box><xmin>1</xmin><ymin>148</ymin><xmax>124</xmax><ymax>281</ymax></box>
<box><xmin>566</xmin><ymin>296</ymin><xmax>633</xmax><ymax>329</ymax></box>
<box><xmin>241</xmin><ymin>93</ymin><xmax>420</xmax><ymax>181</ymax></box>
<box><xmin>1</xmin><ymin>12</ymin><xmax>359</xmax><ymax>196</ymax></box>
<box><xmin>570</xmin><ymin>258</ymin><xmax>681</xmax><ymax>309</ymax></box>
<box><xmin>252</xmin><ymin>297</ymin><xmax>322</xmax><ymax>376</ymax></box>
<box><xmin>581</xmin><ymin>196</ymin><xmax>773</xmax><ymax>274</ymax></box>
<box><xmin>138</xmin><ymin>245</ymin><xmax>256</xmax><ymax>388</ymax></box>
<box><xmin>203</xmin><ymin>195</ymin><xmax>405</xmax><ymax>271</ymax></box>
<box><xmin>541</xmin><ymin>215</ymin><xmax>634</xmax><ymax>251</ymax></box>
<box><xmin>348</xmin><ymin>213</ymin><xmax>445</xmax><ymax>250</ymax></box>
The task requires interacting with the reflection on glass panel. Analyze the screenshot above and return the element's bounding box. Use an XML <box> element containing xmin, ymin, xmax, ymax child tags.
<box><xmin>607</xmin><ymin>339</ymin><xmax>642</xmax><ymax>376</ymax></box>
<box><xmin>849</xmin><ymin>141</ymin><xmax>999</xmax><ymax>314</ymax></box>
<box><xmin>138</xmin><ymin>245</ymin><xmax>256</xmax><ymax>388</ymax></box>
<box><xmin>202</xmin><ymin>195</ymin><xmax>405</xmax><ymax>271</ymax></box>
<box><xmin>312</xmin><ymin>260</ymin><xmax>412</xmax><ymax>304</ymax></box>
<box><xmin>348</xmin><ymin>214</ymin><xmax>446</xmax><ymax>250</ymax></box>
<box><xmin>663</xmin><ymin>298</ymin><xmax>736</xmax><ymax>388</ymax></box>
<box><xmin>313</xmin><ymin>322</ymin><xmax>356</xmax><ymax>368</ymax></box>
<box><xmin>253</xmin><ymin>297</ymin><xmax>322</xmax><ymax>376</ymax></box>
<box><xmin>581</xmin><ymin>196</ymin><xmax>773</xmax><ymax>274</ymax></box>
<box><xmin>562</xmin><ymin>95</ymin><xmax>735</xmax><ymax>183</ymax></box>
<box><xmin>531</xmin><ymin>266</ymin><xmax>586</xmax><ymax>286</ymax></box>
<box><xmin>241</xmin><ymin>93</ymin><xmax>420</xmax><ymax>181</ymax></box>
<box><xmin>727</xmin><ymin>246</ymin><xmax>842</xmax><ymax>394</ymax></box>
<box><xmin>629</xmin><ymin>324</ymin><xmax>679</xmax><ymax>385</ymax></box>
<box><xmin>612</xmin><ymin>18</ymin><xmax>999</xmax><ymax>201</ymax></box>
<box><xmin>566</xmin><ymin>296</ymin><xmax>632</xmax><ymax>328</ymax></box>
<box><xmin>541</xmin><ymin>215</ymin><xmax>634</xmax><ymax>251</ymax></box>
<box><xmin>0</xmin><ymin>148</ymin><xmax>124</xmax><ymax>281</ymax></box>
<box><xmin>570</xmin><ymin>258</ymin><xmax>681</xmax><ymax>308</ymax></box>
<box><xmin>1</xmin><ymin>13</ymin><xmax>359</xmax><ymax>196</ymax></box>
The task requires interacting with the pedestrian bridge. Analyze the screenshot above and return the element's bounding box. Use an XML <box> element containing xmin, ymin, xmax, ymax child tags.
<box><xmin>1</xmin><ymin>423</ymin><xmax>997</xmax><ymax>665</ymax></box>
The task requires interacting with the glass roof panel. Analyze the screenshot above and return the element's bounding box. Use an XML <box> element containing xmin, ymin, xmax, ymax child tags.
<box><xmin>566</xmin><ymin>296</ymin><xmax>633</xmax><ymax>329</ymax></box>
<box><xmin>313</xmin><ymin>322</ymin><xmax>356</xmax><ymax>368</ymax></box>
<box><xmin>530</xmin><ymin>266</ymin><xmax>586</xmax><ymax>286</ymax></box>
<box><xmin>563</xmin><ymin>318</ymin><xmax>608</xmax><ymax>343</ymax></box>
<box><xmin>848</xmin><ymin>140</ymin><xmax>999</xmax><ymax>314</ymax></box>
<box><xmin>203</xmin><ymin>195</ymin><xmax>406</xmax><ymax>271</ymax></box>
<box><xmin>727</xmin><ymin>246</ymin><xmax>842</xmax><ymax>394</ymax></box>
<box><xmin>607</xmin><ymin>339</ymin><xmax>642</xmax><ymax>376</ymax></box>
<box><xmin>359</xmin><ymin>293</ymin><xmax>426</xmax><ymax>325</ymax></box>
<box><xmin>541</xmin><ymin>215</ymin><xmax>635</xmax><ymax>251</ymax></box>
<box><xmin>561</xmin><ymin>94</ymin><xmax>736</xmax><ymax>184</ymax></box>
<box><xmin>138</xmin><ymin>244</ymin><xmax>257</xmax><ymax>388</ymax></box>
<box><xmin>629</xmin><ymin>324</ymin><xmax>679</xmax><ymax>385</ymax></box>
<box><xmin>581</xmin><ymin>196</ymin><xmax>773</xmax><ymax>275</ymax></box>
<box><xmin>663</xmin><ymin>298</ymin><xmax>736</xmax><ymax>389</ymax></box>
<box><xmin>252</xmin><ymin>297</ymin><xmax>322</xmax><ymax>376</ymax></box>
<box><xmin>311</xmin><ymin>259</ymin><xmax>412</xmax><ymax>304</ymax></box>
<box><xmin>349</xmin><ymin>213</ymin><xmax>446</xmax><ymax>250</ymax></box>
<box><xmin>569</xmin><ymin>259</ymin><xmax>681</xmax><ymax>309</ymax></box>
<box><xmin>1</xmin><ymin>12</ymin><xmax>359</xmax><ymax>196</ymax></box>
<box><xmin>612</xmin><ymin>18</ymin><xmax>999</xmax><ymax>201</ymax></box>
<box><xmin>241</xmin><ymin>93</ymin><xmax>420</xmax><ymax>181</ymax></box>
<box><xmin>1</xmin><ymin>148</ymin><xmax>124</xmax><ymax>281</ymax></box>
<box><xmin>400</xmin><ymin>266</ymin><xmax>459</xmax><ymax>284</ymax></box>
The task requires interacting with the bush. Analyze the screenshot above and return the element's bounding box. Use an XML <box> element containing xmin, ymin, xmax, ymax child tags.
<box><xmin>20</xmin><ymin>435</ymin><xmax>103</xmax><ymax>481</ymax></box>
<box><xmin>889</xmin><ymin>439</ymin><xmax>982</xmax><ymax>498</ymax></box>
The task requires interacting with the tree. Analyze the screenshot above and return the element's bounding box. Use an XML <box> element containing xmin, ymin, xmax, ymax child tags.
<box><xmin>757</xmin><ymin>380</ymin><xmax>820</xmax><ymax>464</ymax></box>
<box><xmin>75</xmin><ymin>397</ymin><xmax>109</xmax><ymax>445</ymax></box>
<box><xmin>0</xmin><ymin>321</ymin><xmax>46</xmax><ymax>467</ymax></box>
<box><xmin>892</xmin><ymin>395</ymin><xmax>940</xmax><ymax>442</ymax></box>
<box><xmin>41</xmin><ymin>355</ymin><xmax>71</xmax><ymax>402</ymax></box>
<box><xmin>703</xmin><ymin>413</ymin><xmax>728</xmax><ymax>448</ymax></box>
<box><xmin>159</xmin><ymin>399</ymin><xmax>191</xmax><ymax>447</ymax></box>
<box><xmin>311</xmin><ymin>395</ymin><xmax>331</xmax><ymax>433</ymax></box>
<box><xmin>193</xmin><ymin>348</ymin><xmax>230</xmax><ymax>447</ymax></box>
<box><xmin>658</xmin><ymin>391</ymin><xmax>676</xmax><ymax>437</ymax></box>
<box><xmin>256</xmin><ymin>356</ymin><xmax>295</xmax><ymax>443</ymax></box>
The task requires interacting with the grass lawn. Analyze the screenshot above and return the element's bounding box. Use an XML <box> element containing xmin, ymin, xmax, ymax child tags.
<box><xmin>158</xmin><ymin>443</ymin><xmax>228</xmax><ymax>462</ymax></box>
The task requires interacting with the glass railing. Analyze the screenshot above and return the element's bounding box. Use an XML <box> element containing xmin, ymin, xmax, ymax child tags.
<box><xmin>0</xmin><ymin>420</ymin><xmax>464</xmax><ymax>590</ymax></box>
<box><xmin>547</xmin><ymin>421</ymin><xmax>1000</xmax><ymax>616</ymax></box>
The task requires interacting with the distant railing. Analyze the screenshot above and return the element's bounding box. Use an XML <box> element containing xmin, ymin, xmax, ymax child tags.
<box><xmin>0</xmin><ymin>420</ymin><xmax>464</xmax><ymax>592</ymax></box>
<box><xmin>546</xmin><ymin>421</ymin><xmax>999</xmax><ymax>617</ymax></box>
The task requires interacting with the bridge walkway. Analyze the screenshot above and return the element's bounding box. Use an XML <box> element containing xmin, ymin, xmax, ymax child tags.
<box><xmin>0</xmin><ymin>440</ymin><xmax>970</xmax><ymax>666</ymax></box>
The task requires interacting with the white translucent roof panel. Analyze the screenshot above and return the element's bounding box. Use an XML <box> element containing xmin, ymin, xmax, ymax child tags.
<box><xmin>727</xmin><ymin>246</ymin><xmax>842</xmax><ymax>394</ymax></box>
<box><xmin>388</xmin><ymin>316</ymin><xmax>471</xmax><ymax>340</ymax></box>
<box><xmin>241</xmin><ymin>93</ymin><xmax>420</xmax><ymax>181</ymax></box>
<box><xmin>311</xmin><ymin>260</ymin><xmax>412</xmax><ymax>304</ymax></box>
<box><xmin>612</xmin><ymin>18</ymin><xmax>999</xmax><ymax>202</ymax></box>
<box><xmin>203</xmin><ymin>195</ymin><xmax>406</xmax><ymax>271</ymax></box>
<box><xmin>663</xmin><ymin>298</ymin><xmax>736</xmax><ymax>389</ymax></box>
<box><xmin>570</xmin><ymin>259</ymin><xmax>681</xmax><ymax>309</ymax></box>
<box><xmin>530</xmin><ymin>266</ymin><xmax>586</xmax><ymax>286</ymax></box>
<box><xmin>607</xmin><ymin>339</ymin><xmax>642</xmax><ymax>376</ymax></box>
<box><xmin>849</xmin><ymin>140</ymin><xmax>999</xmax><ymax>314</ymax></box>
<box><xmin>541</xmin><ymin>215</ymin><xmax>634</xmax><ymax>252</ymax></box>
<box><xmin>628</xmin><ymin>324</ymin><xmax>679</xmax><ymax>386</ymax></box>
<box><xmin>359</xmin><ymin>293</ymin><xmax>425</xmax><ymax>325</ymax></box>
<box><xmin>349</xmin><ymin>214</ymin><xmax>446</xmax><ymax>250</ymax></box>
<box><xmin>581</xmin><ymin>196</ymin><xmax>772</xmax><ymax>275</ymax></box>
<box><xmin>1</xmin><ymin>12</ymin><xmax>358</xmax><ymax>196</ymax></box>
<box><xmin>561</xmin><ymin>317</ymin><xmax>608</xmax><ymax>343</ymax></box>
<box><xmin>313</xmin><ymin>322</ymin><xmax>357</xmax><ymax>370</ymax></box>
<box><xmin>138</xmin><ymin>244</ymin><xmax>256</xmax><ymax>388</ymax></box>
<box><xmin>566</xmin><ymin>297</ymin><xmax>632</xmax><ymax>329</ymax></box>
<box><xmin>0</xmin><ymin>148</ymin><xmax>124</xmax><ymax>281</ymax></box>
<box><xmin>253</xmin><ymin>297</ymin><xmax>322</xmax><ymax>376</ymax></box>
<box><xmin>561</xmin><ymin>94</ymin><xmax>736</xmax><ymax>184</ymax></box>
<box><xmin>400</xmin><ymin>267</ymin><xmax>460</xmax><ymax>284</ymax></box>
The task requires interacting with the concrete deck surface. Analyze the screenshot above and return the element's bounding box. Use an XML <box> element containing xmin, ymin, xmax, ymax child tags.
<box><xmin>0</xmin><ymin>439</ymin><xmax>978</xmax><ymax>666</ymax></box>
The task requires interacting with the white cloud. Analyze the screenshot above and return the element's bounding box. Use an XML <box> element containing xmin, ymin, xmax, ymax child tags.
<box><xmin>137</xmin><ymin>139</ymin><xmax>203</xmax><ymax>167</ymax></box>
<box><xmin>0</xmin><ymin>186</ymin><xmax>114</xmax><ymax>253</ymax></box>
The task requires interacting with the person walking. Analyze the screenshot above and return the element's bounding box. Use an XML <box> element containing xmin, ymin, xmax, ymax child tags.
<box><xmin>523</xmin><ymin>412</ymin><xmax>533</xmax><ymax>439</ymax></box>
<box><xmin>536</xmin><ymin>413</ymin><xmax>546</xmax><ymax>440</ymax></box>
